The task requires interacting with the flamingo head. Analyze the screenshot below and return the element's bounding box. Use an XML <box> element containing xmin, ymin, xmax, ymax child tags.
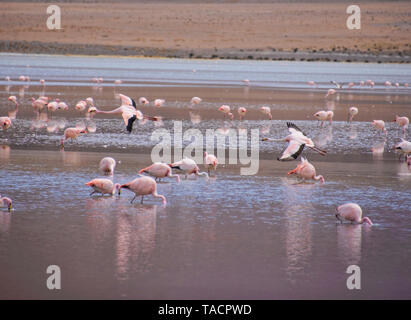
<box><xmin>87</xmin><ymin>107</ymin><xmax>97</xmax><ymax>114</ymax></box>
<box><xmin>2</xmin><ymin>197</ymin><xmax>12</xmax><ymax>212</ymax></box>
<box><xmin>228</xmin><ymin>112</ymin><xmax>234</xmax><ymax>120</ymax></box>
<box><xmin>8</xmin><ymin>96</ymin><xmax>17</xmax><ymax>104</ymax></box>
<box><xmin>114</xmin><ymin>183</ymin><xmax>121</xmax><ymax>195</ymax></box>
<box><xmin>362</xmin><ymin>217</ymin><xmax>373</xmax><ymax>225</ymax></box>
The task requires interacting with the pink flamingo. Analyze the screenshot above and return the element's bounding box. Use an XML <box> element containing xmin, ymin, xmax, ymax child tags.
<box><xmin>99</xmin><ymin>157</ymin><xmax>116</xmax><ymax>175</ymax></box>
<box><xmin>189</xmin><ymin>96</ymin><xmax>202</xmax><ymax>109</ymax></box>
<box><xmin>307</xmin><ymin>81</ymin><xmax>317</xmax><ymax>88</ymax></box>
<box><xmin>393</xmin><ymin>115</ymin><xmax>409</xmax><ymax>134</ymax></box>
<box><xmin>238</xmin><ymin>107</ymin><xmax>247</xmax><ymax>120</ymax></box>
<box><xmin>60</xmin><ymin>127</ymin><xmax>87</xmax><ymax>148</ymax></box>
<box><xmin>0</xmin><ymin>117</ymin><xmax>12</xmax><ymax>130</ymax></box>
<box><xmin>287</xmin><ymin>157</ymin><xmax>324</xmax><ymax>183</ymax></box>
<box><xmin>348</xmin><ymin>106</ymin><xmax>358</xmax><ymax>123</ymax></box>
<box><xmin>114</xmin><ymin>79</ymin><xmax>122</xmax><ymax>85</ymax></box>
<box><xmin>314</xmin><ymin>110</ymin><xmax>334</xmax><ymax>126</ymax></box>
<box><xmin>88</xmin><ymin>94</ymin><xmax>158</xmax><ymax>132</ymax></box>
<box><xmin>139</xmin><ymin>97</ymin><xmax>149</xmax><ymax>105</ymax></box>
<box><xmin>203</xmin><ymin>151</ymin><xmax>218</xmax><ymax>176</ymax></box>
<box><xmin>336</xmin><ymin>203</ymin><xmax>373</xmax><ymax>225</ymax></box>
<box><xmin>8</xmin><ymin>96</ymin><xmax>18</xmax><ymax>108</ymax></box>
<box><xmin>371</xmin><ymin>120</ymin><xmax>387</xmax><ymax>135</ymax></box>
<box><xmin>262</xmin><ymin>122</ymin><xmax>326</xmax><ymax>161</ymax></box>
<box><xmin>169</xmin><ymin>157</ymin><xmax>209</xmax><ymax>179</ymax></box>
<box><xmin>139</xmin><ymin>162</ymin><xmax>180</xmax><ymax>182</ymax></box>
<box><xmin>154</xmin><ymin>99</ymin><xmax>165</xmax><ymax>107</ymax></box>
<box><xmin>75</xmin><ymin>100</ymin><xmax>87</xmax><ymax>111</ymax></box>
<box><xmin>0</xmin><ymin>195</ymin><xmax>12</xmax><ymax>212</ymax></box>
<box><xmin>394</xmin><ymin>139</ymin><xmax>411</xmax><ymax>161</ymax></box>
<box><xmin>260</xmin><ymin>106</ymin><xmax>272</xmax><ymax>120</ymax></box>
<box><xmin>325</xmin><ymin>89</ymin><xmax>336</xmax><ymax>98</ymax></box>
<box><xmin>119</xmin><ymin>176</ymin><xmax>166</xmax><ymax>204</ymax></box>
<box><xmin>218</xmin><ymin>105</ymin><xmax>234</xmax><ymax>120</ymax></box>
<box><xmin>85</xmin><ymin>179</ymin><xmax>121</xmax><ymax>196</ymax></box>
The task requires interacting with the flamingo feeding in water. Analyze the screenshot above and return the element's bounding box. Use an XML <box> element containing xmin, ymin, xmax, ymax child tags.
<box><xmin>336</xmin><ymin>203</ymin><xmax>373</xmax><ymax>225</ymax></box>
<box><xmin>325</xmin><ymin>89</ymin><xmax>336</xmax><ymax>98</ymax></box>
<box><xmin>394</xmin><ymin>138</ymin><xmax>411</xmax><ymax>160</ymax></box>
<box><xmin>85</xmin><ymin>179</ymin><xmax>121</xmax><ymax>196</ymax></box>
<box><xmin>139</xmin><ymin>162</ymin><xmax>180</xmax><ymax>182</ymax></box>
<box><xmin>203</xmin><ymin>152</ymin><xmax>218</xmax><ymax>176</ymax></box>
<box><xmin>287</xmin><ymin>157</ymin><xmax>325</xmax><ymax>183</ymax></box>
<box><xmin>169</xmin><ymin>157</ymin><xmax>209</xmax><ymax>179</ymax></box>
<box><xmin>119</xmin><ymin>176</ymin><xmax>166</xmax><ymax>204</ymax></box>
<box><xmin>371</xmin><ymin>120</ymin><xmax>387</xmax><ymax>135</ymax></box>
<box><xmin>314</xmin><ymin>110</ymin><xmax>334</xmax><ymax>127</ymax></box>
<box><xmin>99</xmin><ymin>157</ymin><xmax>116</xmax><ymax>175</ymax></box>
<box><xmin>347</xmin><ymin>106</ymin><xmax>358</xmax><ymax>123</ymax></box>
<box><xmin>238</xmin><ymin>107</ymin><xmax>247</xmax><ymax>120</ymax></box>
<box><xmin>0</xmin><ymin>195</ymin><xmax>12</xmax><ymax>212</ymax></box>
<box><xmin>60</xmin><ymin>127</ymin><xmax>87</xmax><ymax>148</ymax></box>
<box><xmin>393</xmin><ymin>115</ymin><xmax>409</xmax><ymax>134</ymax></box>
<box><xmin>260</xmin><ymin>106</ymin><xmax>272</xmax><ymax>120</ymax></box>
<box><xmin>262</xmin><ymin>122</ymin><xmax>326</xmax><ymax>161</ymax></box>
<box><xmin>218</xmin><ymin>105</ymin><xmax>234</xmax><ymax>120</ymax></box>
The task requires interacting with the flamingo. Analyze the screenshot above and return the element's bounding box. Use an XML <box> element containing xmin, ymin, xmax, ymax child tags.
<box><xmin>242</xmin><ymin>79</ymin><xmax>250</xmax><ymax>86</ymax></box>
<box><xmin>262</xmin><ymin>122</ymin><xmax>326</xmax><ymax>161</ymax></box>
<box><xmin>393</xmin><ymin>115</ymin><xmax>409</xmax><ymax>134</ymax></box>
<box><xmin>307</xmin><ymin>81</ymin><xmax>317</xmax><ymax>88</ymax></box>
<box><xmin>0</xmin><ymin>117</ymin><xmax>12</xmax><ymax>130</ymax></box>
<box><xmin>325</xmin><ymin>89</ymin><xmax>336</xmax><ymax>98</ymax></box>
<box><xmin>5</xmin><ymin>76</ymin><xmax>10</xmax><ymax>81</ymax></box>
<box><xmin>119</xmin><ymin>176</ymin><xmax>166</xmax><ymax>204</ymax></box>
<box><xmin>32</xmin><ymin>97</ymin><xmax>48</xmax><ymax>112</ymax></box>
<box><xmin>218</xmin><ymin>105</ymin><xmax>234</xmax><ymax>120</ymax></box>
<box><xmin>203</xmin><ymin>151</ymin><xmax>218</xmax><ymax>176</ymax></box>
<box><xmin>88</xmin><ymin>94</ymin><xmax>158</xmax><ymax>132</ymax></box>
<box><xmin>335</xmin><ymin>203</ymin><xmax>373</xmax><ymax>225</ymax></box>
<box><xmin>384</xmin><ymin>81</ymin><xmax>392</xmax><ymax>88</ymax></box>
<box><xmin>260</xmin><ymin>106</ymin><xmax>272</xmax><ymax>120</ymax></box>
<box><xmin>139</xmin><ymin>162</ymin><xmax>180</xmax><ymax>182</ymax></box>
<box><xmin>99</xmin><ymin>157</ymin><xmax>116</xmax><ymax>175</ymax></box>
<box><xmin>394</xmin><ymin>139</ymin><xmax>411</xmax><ymax>160</ymax></box>
<box><xmin>169</xmin><ymin>157</ymin><xmax>209</xmax><ymax>179</ymax></box>
<box><xmin>0</xmin><ymin>195</ymin><xmax>12</xmax><ymax>212</ymax></box>
<box><xmin>139</xmin><ymin>97</ymin><xmax>149</xmax><ymax>105</ymax></box>
<box><xmin>238</xmin><ymin>107</ymin><xmax>247</xmax><ymax>120</ymax></box>
<box><xmin>40</xmin><ymin>79</ymin><xmax>45</xmax><ymax>85</ymax></box>
<box><xmin>287</xmin><ymin>157</ymin><xmax>324</xmax><ymax>183</ymax></box>
<box><xmin>348</xmin><ymin>106</ymin><xmax>358</xmax><ymax>123</ymax></box>
<box><xmin>314</xmin><ymin>110</ymin><xmax>334</xmax><ymax>126</ymax></box>
<box><xmin>189</xmin><ymin>96</ymin><xmax>202</xmax><ymax>109</ymax></box>
<box><xmin>114</xmin><ymin>79</ymin><xmax>122</xmax><ymax>85</ymax></box>
<box><xmin>8</xmin><ymin>96</ymin><xmax>18</xmax><ymax>108</ymax></box>
<box><xmin>85</xmin><ymin>178</ymin><xmax>121</xmax><ymax>196</ymax></box>
<box><xmin>154</xmin><ymin>99</ymin><xmax>165</xmax><ymax>107</ymax></box>
<box><xmin>330</xmin><ymin>81</ymin><xmax>344</xmax><ymax>89</ymax></box>
<box><xmin>371</xmin><ymin>120</ymin><xmax>387</xmax><ymax>135</ymax></box>
<box><xmin>60</xmin><ymin>127</ymin><xmax>87</xmax><ymax>148</ymax></box>
<box><xmin>75</xmin><ymin>100</ymin><xmax>87</xmax><ymax>111</ymax></box>
<box><xmin>407</xmin><ymin>155</ymin><xmax>411</xmax><ymax>169</ymax></box>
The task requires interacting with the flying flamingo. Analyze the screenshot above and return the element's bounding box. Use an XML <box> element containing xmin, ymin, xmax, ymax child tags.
<box><xmin>262</xmin><ymin>122</ymin><xmax>326</xmax><ymax>161</ymax></box>
<box><xmin>371</xmin><ymin>120</ymin><xmax>387</xmax><ymax>135</ymax></box>
<box><xmin>287</xmin><ymin>157</ymin><xmax>325</xmax><ymax>183</ymax></box>
<box><xmin>169</xmin><ymin>157</ymin><xmax>209</xmax><ymax>179</ymax></box>
<box><xmin>348</xmin><ymin>106</ymin><xmax>359</xmax><ymax>123</ymax></box>
<box><xmin>260</xmin><ymin>106</ymin><xmax>272</xmax><ymax>120</ymax></box>
<box><xmin>335</xmin><ymin>203</ymin><xmax>373</xmax><ymax>225</ymax></box>
<box><xmin>314</xmin><ymin>110</ymin><xmax>334</xmax><ymax>126</ymax></box>
<box><xmin>60</xmin><ymin>127</ymin><xmax>87</xmax><ymax>148</ymax></box>
<box><xmin>393</xmin><ymin>115</ymin><xmax>409</xmax><ymax>134</ymax></box>
<box><xmin>85</xmin><ymin>178</ymin><xmax>121</xmax><ymax>196</ymax></box>
<box><xmin>238</xmin><ymin>107</ymin><xmax>247</xmax><ymax>120</ymax></box>
<box><xmin>88</xmin><ymin>94</ymin><xmax>158</xmax><ymax>132</ymax></box>
<box><xmin>139</xmin><ymin>162</ymin><xmax>180</xmax><ymax>182</ymax></box>
<box><xmin>0</xmin><ymin>195</ymin><xmax>12</xmax><ymax>212</ymax></box>
<box><xmin>218</xmin><ymin>105</ymin><xmax>234</xmax><ymax>120</ymax></box>
<box><xmin>394</xmin><ymin>139</ymin><xmax>411</xmax><ymax>161</ymax></box>
<box><xmin>119</xmin><ymin>176</ymin><xmax>166</xmax><ymax>204</ymax></box>
<box><xmin>99</xmin><ymin>157</ymin><xmax>116</xmax><ymax>175</ymax></box>
<box><xmin>203</xmin><ymin>151</ymin><xmax>218</xmax><ymax>176</ymax></box>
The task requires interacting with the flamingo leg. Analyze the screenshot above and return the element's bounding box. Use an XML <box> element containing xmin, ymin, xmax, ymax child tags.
<box><xmin>141</xmin><ymin>196</ymin><xmax>144</xmax><ymax>204</ymax></box>
<box><xmin>130</xmin><ymin>195</ymin><xmax>137</xmax><ymax>203</ymax></box>
<box><xmin>90</xmin><ymin>191</ymin><xmax>96</xmax><ymax>196</ymax></box>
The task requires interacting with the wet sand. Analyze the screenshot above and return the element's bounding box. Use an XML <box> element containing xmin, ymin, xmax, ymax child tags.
<box><xmin>1</xmin><ymin>2</ymin><xmax>411</xmax><ymax>62</ymax></box>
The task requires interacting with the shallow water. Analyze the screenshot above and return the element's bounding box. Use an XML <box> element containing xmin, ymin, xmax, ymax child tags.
<box><xmin>0</xmin><ymin>54</ymin><xmax>411</xmax><ymax>299</ymax></box>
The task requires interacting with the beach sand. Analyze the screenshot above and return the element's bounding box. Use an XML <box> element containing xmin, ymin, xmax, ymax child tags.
<box><xmin>1</xmin><ymin>1</ymin><xmax>411</xmax><ymax>62</ymax></box>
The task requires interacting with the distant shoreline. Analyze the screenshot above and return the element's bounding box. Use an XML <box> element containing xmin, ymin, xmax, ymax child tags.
<box><xmin>1</xmin><ymin>41</ymin><xmax>410</xmax><ymax>63</ymax></box>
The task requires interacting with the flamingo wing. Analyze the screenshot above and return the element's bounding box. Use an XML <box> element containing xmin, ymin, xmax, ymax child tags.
<box><xmin>287</xmin><ymin>122</ymin><xmax>306</xmax><ymax>136</ymax></box>
<box><xmin>119</xmin><ymin>94</ymin><xmax>137</xmax><ymax>109</ymax></box>
<box><xmin>278</xmin><ymin>140</ymin><xmax>305</xmax><ymax>161</ymax></box>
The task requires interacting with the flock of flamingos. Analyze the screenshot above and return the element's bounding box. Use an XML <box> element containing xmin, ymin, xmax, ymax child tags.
<box><xmin>1</xmin><ymin>76</ymin><xmax>411</xmax><ymax>227</ymax></box>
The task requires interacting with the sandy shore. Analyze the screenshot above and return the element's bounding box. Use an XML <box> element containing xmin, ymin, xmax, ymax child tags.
<box><xmin>1</xmin><ymin>1</ymin><xmax>411</xmax><ymax>62</ymax></box>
